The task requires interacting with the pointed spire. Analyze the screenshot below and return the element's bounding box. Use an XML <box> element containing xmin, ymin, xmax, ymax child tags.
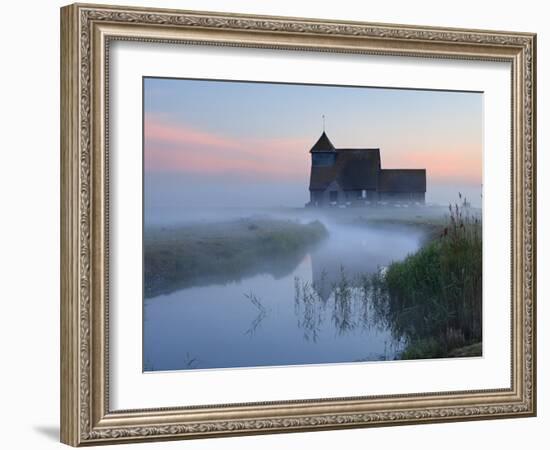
<box><xmin>310</xmin><ymin>131</ymin><xmax>336</xmax><ymax>153</ymax></box>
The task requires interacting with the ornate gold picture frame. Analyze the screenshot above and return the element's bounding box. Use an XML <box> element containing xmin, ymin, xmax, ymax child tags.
<box><xmin>60</xmin><ymin>2</ymin><xmax>536</xmax><ymax>446</ymax></box>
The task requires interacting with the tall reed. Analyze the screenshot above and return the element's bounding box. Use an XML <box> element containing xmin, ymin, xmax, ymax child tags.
<box><xmin>379</xmin><ymin>195</ymin><xmax>482</xmax><ymax>358</ymax></box>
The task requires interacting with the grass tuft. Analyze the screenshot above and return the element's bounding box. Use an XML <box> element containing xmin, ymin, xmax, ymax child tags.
<box><xmin>373</xmin><ymin>196</ymin><xmax>482</xmax><ymax>359</ymax></box>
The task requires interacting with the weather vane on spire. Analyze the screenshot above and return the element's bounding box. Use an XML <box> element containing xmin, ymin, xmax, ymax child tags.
<box><xmin>322</xmin><ymin>114</ymin><xmax>326</xmax><ymax>132</ymax></box>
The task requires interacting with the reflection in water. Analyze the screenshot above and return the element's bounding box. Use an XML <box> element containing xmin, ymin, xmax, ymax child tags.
<box><xmin>244</xmin><ymin>293</ymin><xmax>269</xmax><ymax>337</ymax></box>
<box><xmin>143</xmin><ymin>222</ymin><xmax>423</xmax><ymax>371</ymax></box>
<box><xmin>294</xmin><ymin>269</ymin><xmax>385</xmax><ymax>344</ymax></box>
<box><xmin>293</xmin><ymin>224</ymin><xmax>424</xmax><ymax>342</ymax></box>
<box><xmin>293</xmin><ymin>277</ymin><xmax>325</xmax><ymax>343</ymax></box>
<box><xmin>182</xmin><ymin>352</ymin><xmax>200</xmax><ymax>370</ymax></box>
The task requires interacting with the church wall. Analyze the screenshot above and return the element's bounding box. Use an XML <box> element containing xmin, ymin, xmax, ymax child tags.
<box><xmin>378</xmin><ymin>192</ymin><xmax>425</xmax><ymax>203</ymax></box>
<box><xmin>309</xmin><ymin>189</ymin><xmax>425</xmax><ymax>206</ymax></box>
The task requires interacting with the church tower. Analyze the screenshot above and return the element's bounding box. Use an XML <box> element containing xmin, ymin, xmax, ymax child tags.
<box><xmin>310</xmin><ymin>131</ymin><xmax>336</xmax><ymax>166</ymax></box>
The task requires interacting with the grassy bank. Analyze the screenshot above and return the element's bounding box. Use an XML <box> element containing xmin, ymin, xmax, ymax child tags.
<box><xmin>371</xmin><ymin>202</ymin><xmax>482</xmax><ymax>359</ymax></box>
<box><xmin>144</xmin><ymin>218</ymin><xmax>328</xmax><ymax>298</ymax></box>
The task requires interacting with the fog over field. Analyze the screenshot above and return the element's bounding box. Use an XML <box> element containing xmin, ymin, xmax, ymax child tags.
<box><xmin>145</xmin><ymin>172</ymin><xmax>481</xmax><ymax>226</ymax></box>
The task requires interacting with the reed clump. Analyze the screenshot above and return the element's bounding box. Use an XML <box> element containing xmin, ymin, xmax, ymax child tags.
<box><xmin>379</xmin><ymin>195</ymin><xmax>482</xmax><ymax>359</ymax></box>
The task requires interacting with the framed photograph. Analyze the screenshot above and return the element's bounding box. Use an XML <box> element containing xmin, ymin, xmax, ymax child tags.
<box><xmin>60</xmin><ymin>3</ymin><xmax>537</xmax><ymax>446</ymax></box>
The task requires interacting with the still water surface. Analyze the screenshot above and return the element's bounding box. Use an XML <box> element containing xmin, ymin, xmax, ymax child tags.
<box><xmin>143</xmin><ymin>223</ymin><xmax>423</xmax><ymax>371</ymax></box>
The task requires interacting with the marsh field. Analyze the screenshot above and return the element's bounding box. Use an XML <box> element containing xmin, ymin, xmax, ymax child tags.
<box><xmin>143</xmin><ymin>203</ymin><xmax>482</xmax><ymax>371</ymax></box>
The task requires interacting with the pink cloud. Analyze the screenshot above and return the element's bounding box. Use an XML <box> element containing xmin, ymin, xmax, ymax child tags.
<box><xmin>146</xmin><ymin>118</ymin><xmax>243</xmax><ymax>151</ymax></box>
<box><xmin>145</xmin><ymin>146</ymin><xmax>304</xmax><ymax>180</ymax></box>
<box><xmin>384</xmin><ymin>147</ymin><xmax>482</xmax><ymax>185</ymax></box>
<box><xmin>144</xmin><ymin>115</ymin><xmax>310</xmax><ymax>180</ymax></box>
<box><xmin>144</xmin><ymin>115</ymin><xmax>482</xmax><ymax>185</ymax></box>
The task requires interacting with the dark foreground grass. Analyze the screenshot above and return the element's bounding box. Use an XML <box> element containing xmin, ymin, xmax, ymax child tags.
<box><xmin>371</xmin><ymin>199</ymin><xmax>482</xmax><ymax>359</ymax></box>
<box><xmin>144</xmin><ymin>218</ymin><xmax>327</xmax><ymax>298</ymax></box>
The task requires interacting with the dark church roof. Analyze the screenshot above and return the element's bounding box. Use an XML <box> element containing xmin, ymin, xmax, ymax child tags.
<box><xmin>310</xmin><ymin>131</ymin><xmax>336</xmax><ymax>152</ymax></box>
<box><xmin>309</xmin><ymin>149</ymin><xmax>380</xmax><ymax>191</ymax></box>
<box><xmin>308</xmin><ymin>132</ymin><xmax>426</xmax><ymax>194</ymax></box>
<box><xmin>378</xmin><ymin>169</ymin><xmax>426</xmax><ymax>193</ymax></box>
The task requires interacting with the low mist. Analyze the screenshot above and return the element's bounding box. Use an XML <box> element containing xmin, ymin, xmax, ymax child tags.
<box><xmin>145</xmin><ymin>172</ymin><xmax>481</xmax><ymax>227</ymax></box>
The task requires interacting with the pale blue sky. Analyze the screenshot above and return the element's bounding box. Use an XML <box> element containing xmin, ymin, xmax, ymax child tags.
<box><xmin>144</xmin><ymin>77</ymin><xmax>483</xmax><ymax>208</ymax></box>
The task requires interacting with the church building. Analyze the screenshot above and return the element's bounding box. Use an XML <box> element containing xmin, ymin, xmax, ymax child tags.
<box><xmin>307</xmin><ymin>132</ymin><xmax>426</xmax><ymax>207</ymax></box>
